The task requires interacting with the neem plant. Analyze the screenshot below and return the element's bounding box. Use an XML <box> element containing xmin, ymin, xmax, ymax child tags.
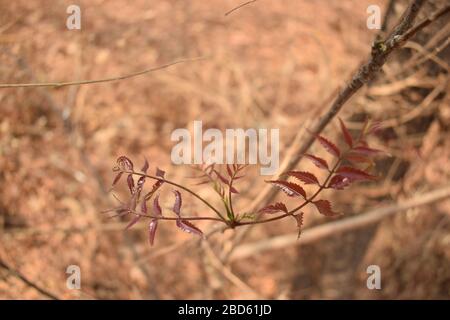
<box><xmin>107</xmin><ymin>118</ymin><xmax>385</xmax><ymax>245</ymax></box>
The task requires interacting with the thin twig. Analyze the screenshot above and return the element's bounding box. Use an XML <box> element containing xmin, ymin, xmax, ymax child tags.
<box><xmin>225</xmin><ymin>0</ymin><xmax>258</xmax><ymax>16</ymax></box>
<box><xmin>0</xmin><ymin>259</ymin><xmax>60</xmax><ymax>300</ymax></box>
<box><xmin>0</xmin><ymin>57</ymin><xmax>205</xmax><ymax>89</ymax></box>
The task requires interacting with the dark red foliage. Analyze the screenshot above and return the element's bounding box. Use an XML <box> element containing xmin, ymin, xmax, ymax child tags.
<box><xmin>286</xmin><ymin>171</ymin><xmax>319</xmax><ymax>185</ymax></box>
<box><xmin>266</xmin><ymin>180</ymin><xmax>306</xmax><ymax>198</ymax></box>
<box><xmin>313</xmin><ymin>200</ymin><xmax>339</xmax><ymax>217</ymax></box>
<box><xmin>316</xmin><ymin>135</ymin><xmax>340</xmax><ymax>157</ymax></box>
<box><xmin>148</xmin><ymin>195</ymin><xmax>162</xmax><ymax>246</ymax></box>
<box><xmin>336</xmin><ymin>166</ymin><xmax>378</xmax><ymax>182</ymax></box>
<box><xmin>176</xmin><ymin>219</ymin><xmax>204</xmax><ymax>238</ymax></box>
<box><xmin>328</xmin><ymin>175</ymin><xmax>351</xmax><ymax>190</ymax></box>
<box><xmin>109</xmin><ymin>118</ymin><xmax>385</xmax><ymax>246</ymax></box>
<box><xmin>172</xmin><ymin>190</ymin><xmax>182</xmax><ymax>216</ymax></box>
<box><xmin>293</xmin><ymin>212</ymin><xmax>304</xmax><ymax>239</ymax></box>
<box><xmin>116</xmin><ymin>156</ymin><xmax>134</xmax><ymax>171</ymax></box>
<box><xmin>258</xmin><ymin>202</ymin><xmax>288</xmax><ymax>214</ymax></box>
<box><xmin>338</xmin><ymin>117</ymin><xmax>353</xmax><ymax>148</ymax></box>
<box><xmin>171</xmin><ymin>190</ymin><xmax>203</xmax><ymax>238</ymax></box>
<box><xmin>303</xmin><ymin>154</ymin><xmax>329</xmax><ymax>170</ymax></box>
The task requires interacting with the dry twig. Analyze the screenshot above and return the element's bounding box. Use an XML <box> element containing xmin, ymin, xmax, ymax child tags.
<box><xmin>0</xmin><ymin>57</ymin><xmax>204</xmax><ymax>89</ymax></box>
<box><xmin>0</xmin><ymin>259</ymin><xmax>59</xmax><ymax>300</ymax></box>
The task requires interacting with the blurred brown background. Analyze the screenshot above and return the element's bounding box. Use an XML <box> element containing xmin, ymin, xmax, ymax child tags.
<box><xmin>0</xmin><ymin>0</ymin><xmax>449</xmax><ymax>299</ymax></box>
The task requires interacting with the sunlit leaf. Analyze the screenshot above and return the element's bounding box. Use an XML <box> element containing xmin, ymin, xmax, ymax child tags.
<box><xmin>328</xmin><ymin>175</ymin><xmax>351</xmax><ymax>190</ymax></box>
<box><xmin>266</xmin><ymin>180</ymin><xmax>306</xmax><ymax>198</ymax></box>
<box><xmin>176</xmin><ymin>219</ymin><xmax>204</xmax><ymax>238</ymax></box>
<box><xmin>172</xmin><ymin>190</ymin><xmax>182</xmax><ymax>216</ymax></box>
<box><xmin>286</xmin><ymin>171</ymin><xmax>319</xmax><ymax>185</ymax></box>
<box><xmin>148</xmin><ymin>220</ymin><xmax>158</xmax><ymax>246</ymax></box>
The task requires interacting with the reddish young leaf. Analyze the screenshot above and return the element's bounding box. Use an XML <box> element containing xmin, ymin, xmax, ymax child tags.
<box><xmin>226</xmin><ymin>164</ymin><xmax>233</xmax><ymax>178</ymax></box>
<box><xmin>316</xmin><ymin>135</ymin><xmax>341</xmax><ymax>157</ymax></box>
<box><xmin>125</xmin><ymin>214</ymin><xmax>142</xmax><ymax>230</ymax></box>
<box><xmin>172</xmin><ymin>190</ymin><xmax>182</xmax><ymax>216</ymax></box>
<box><xmin>127</xmin><ymin>174</ymin><xmax>135</xmax><ymax>194</ymax></box>
<box><xmin>313</xmin><ymin>200</ymin><xmax>339</xmax><ymax>216</ymax></box>
<box><xmin>194</xmin><ymin>179</ymin><xmax>211</xmax><ymax>186</ymax></box>
<box><xmin>214</xmin><ymin>170</ymin><xmax>230</xmax><ymax>185</ymax></box>
<box><xmin>112</xmin><ymin>172</ymin><xmax>123</xmax><ymax>187</ymax></box>
<box><xmin>293</xmin><ymin>212</ymin><xmax>304</xmax><ymax>239</ymax></box>
<box><xmin>368</xmin><ymin>120</ymin><xmax>383</xmax><ymax>135</ymax></box>
<box><xmin>153</xmin><ymin>195</ymin><xmax>162</xmax><ymax>216</ymax></box>
<box><xmin>141</xmin><ymin>158</ymin><xmax>149</xmax><ymax>173</ymax></box>
<box><xmin>116</xmin><ymin>156</ymin><xmax>134</xmax><ymax>171</ymax></box>
<box><xmin>266</xmin><ymin>180</ymin><xmax>306</xmax><ymax>198</ymax></box>
<box><xmin>176</xmin><ymin>219</ymin><xmax>204</xmax><ymax>238</ymax></box>
<box><xmin>336</xmin><ymin>166</ymin><xmax>377</xmax><ymax>182</ymax></box>
<box><xmin>304</xmin><ymin>154</ymin><xmax>329</xmax><ymax>170</ymax></box>
<box><xmin>147</xmin><ymin>196</ymin><xmax>162</xmax><ymax>246</ymax></box>
<box><xmin>148</xmin><ymin>220</ymin><xmax>158</xmax><ymax>246</ymax></box>
<box><xmin>350</xmin><ymin>146</ymin><xmax>384</xmax><ymax>156</ymax></box>
<box><xmin>156</xmin><ymin>167</ymin><xmax>165</xmax><ymax>178</ymax></box>
<box><xmin>136</xmin><ymin>175</ymin><xmax>146</xmax><ymax>195</ymax></box>
<box><xmin>328</xmin><ymin>175</ymin><xmax>351</xmax><ymax>190</ymax></box>
<box><xmin>338</xmin><ymin>117</ymin><xmax>353</xmax><ymax>148</ymax></box>
<box><xmin>141</xmin><ymin>198</ymin><xmax>148</xmax><ymax>214</ymax></box>
<box><xmin>258</xmin><ymin>202</ymin><xmax>288</xmax><ymax>214</ymax></box>
<box><xmin>344</xmin><ymin>153</ymin><xmax>373</xmax><ymax>164</ymax></box>
<box><xmin>286</xmin><ymin>171</ymin><xmax>319</xmax><ymax>185</ymax></box>
<box><xmin>229</xmin><ymin>185</ymin><xmax>239</xmax><ymax>194</ymax></box>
